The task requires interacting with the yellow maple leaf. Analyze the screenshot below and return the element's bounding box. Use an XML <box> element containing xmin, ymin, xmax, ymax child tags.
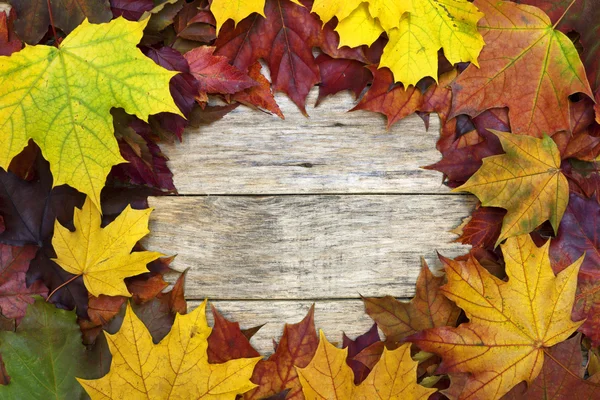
<box><xmin>0</xmin><ymin>18</ymin><xmax>181</xmax><ymax>210</ymax></box>
<box><xmin>311</xmin><ymin>0</ymin><xmax>362</xmax><ymax>27</ymax></box>
<box><xmin>78</xmin><ymin>301</ymin><xmax>260</xmax><ymax>399</ymax></box>
<box><xmin>409</xmin><ymin>234</ymin><xmax>584</xmax><ymax>400</ymax></box>
<box><xmin>212</xmin><ymin>0</ymin><xmax>303</xmax><ymax>34</ymax></box>
<box><xmin>335</xmin><ymin>3</ymin><xmax>384</xmax><ymax>48</ymax></box>
<box><xmin>312</xmin><ymin>0</ymin><xmax>408</xmax><ymax>31</ymax></box>
<box><xmin>379</xmin><ymin>0</ymin><xmax>484</xmax><ymax>86</ymax></box>
<box><xmin>453</xmin><ymin>130</ymin><xmax>569</xmax><ymax>245</ymax></box>
<box><xmin>52</xmin><ymin>196</ymin><xmax>163</xmax><ymax>297</ymax></box>
<box><xmin>296</xmin><ymin>330</ymin><xmax>435</xmax><ymax>399</ymax></box>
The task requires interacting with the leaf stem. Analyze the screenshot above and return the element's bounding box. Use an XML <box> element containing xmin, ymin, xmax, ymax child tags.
<box><xmin>46</xmin><ymin>274</ymin><xmax>82</xmax><ymax>302</ymax></box>
<box><xmin>46</xmin><ymin>0</ymin><xmax>59</xmax><ymax>46</ymax></box>
<box><xmin>553</xmin><ymin>0</ymin><xmax>578</xmax><ymax>29</ymax></box>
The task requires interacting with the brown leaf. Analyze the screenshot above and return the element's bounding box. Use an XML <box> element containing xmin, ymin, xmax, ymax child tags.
<box><xmin>363</xmin><ymin>259</ymin><xmax>460</xmax><ymax>344</ymax></box>
<box><xmin>352</xmin><ymin>66</ymin><xmax>422</xmax><ymax>129</ymax></box>
<box><xmin>231</xmin><ymin>61</ymin><xmax>284</xmax><ymax>119</ymax></box>
<box><xmin>455</xmin><ymin>206</ymin><xmax>506</xmax><ymax>250</ymax></box>
<box><xmin>449</xmin><ymin>0</ymin><xmax>592</xmax><ymax>136</ymax></box>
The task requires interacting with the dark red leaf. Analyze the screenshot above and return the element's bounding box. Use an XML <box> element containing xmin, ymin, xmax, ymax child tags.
<box><xmin>207</xmin><ymin>305</ymin><xmax>261</xmax><ymax>363</ymax></box>
<box><xmin>455</xmin><ymin>206</ymin><xmax>506</xmax><ymax>250</ymax></box>
<box><xmin>342</xmin><ymin>324</ymin><xmax>380</xmax><ymax>384</ymax></box>
<box><xmin>231</xmin><ymin>61</ymin><xmax>283</xmax><ymax>118</ymax></box>
<box><xmin>316</xmin><ymin>54</ymin><xmax>372</xmax><ymax>105</ymax></box>
<box><xmin>352</xmin><ymin>66</ymin><xmax>422</xmax><ymax>128</ymax></box>
<box><xmin>214</xmin><ymin>0</ymin><xmax>321</xmax><ymax>114</ymax></box>
<box><xmin>185</xmin><ymin>46</ymin><xmax>256</xmax><ymax>96</ymax></box>
<box><xmin>10</xmin><ymin>0</ymin><xmax>112</xmax><ymax>44</ymax></box>
<box><xmin>110</xmin><ymin>0</ymin><xmax>153</xmax><ymax>20</ymax></box>
<box><xmin>0</xmin><ymin>244</ymin><xmax>47</xmax><ymax>321</ymax></box>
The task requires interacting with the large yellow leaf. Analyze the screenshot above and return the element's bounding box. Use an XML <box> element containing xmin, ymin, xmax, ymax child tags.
<box><xmin>335</xmin><ymin>3</ymin><xmax>384</xmax><ymax>48</ymax></box>
<box><xmin>409</xmin><ymin>234</ymin><xmax>584</xmax><ymax>400</ymax></box>
<box><xmin>311</xmin><ymin>0</ymin><xmax>409</xmax><ymax>31</ymax></box>
<box><xmin>78</xmin><ymin>301</ymin><xmax>260</xmax><ymax>399</ymax></box>
<box><xmin>0</xmin><ymin>18</ymin><xmax>181</xmax><ymax>210</ymax></box>
<box><xmin>296</xmin><ymin>330</ymin><xmax>435</xmax><ymax>399</ymax></box>
<box><xmin>453</xmin><ymin>130</ymin><xmax>569</xmax><ymax>245</ymax></box>
<box><xmin>379</xmin><ymin>0</ymin><xmax>484</xmax><ymax>86</ymax></box>
<box><xmin>52</xmin><ymin>196</ymin><xmax>163</xmax><ymax>297</ymax></box>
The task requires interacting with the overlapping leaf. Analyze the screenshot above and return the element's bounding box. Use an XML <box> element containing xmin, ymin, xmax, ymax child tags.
<box><xmin>214</xmin><ymin>0</ymin><xmax>321</xmax><ymax>114</ymax></box>
<box><xmin>0</xmin><ymin>298</ymin><xmax>99</xmax><ymax>399</ymax></box>
<box><xmin>78</xmin><ymin>301</ymin><xmax>260</xmax><ymax>399</ymax></box>
<box><xmin>0</xmin><ymin>17</ymin><xmax>181</xmax><ymax>209</ymax></box>
<box><xmin>52</xmin><ymin>196</ymin><xmax>162</xmax><ymax>297</ymax></box>
<box><xmin>450</xmin><ymin>0</ymin><xmax>592</xmax><ymax>136</ymax></box>
<box><xmin>505</xmin><ymin>334</ymin><xmax>600</xmax><ymax>399</ymax></box>
<box><xmin>296</xmin><ymin>331</ymin><xmax>435</xmax><ymax>399</ymax></box>
<box><xmin>244</xmin><ymin>306</ymin><xmax>318</xmax><ymax>400</ymax></box>
<box><xmin>311</xmin><ymin>0</ymin><xmax>484</xmax><ymax>86</ymax></box>
<box><xmin>363</xmin><ymin>259</ymin><xmax>460</xmax><ymax>344</ymax></box>
<box><xmin>0</xmin><ymin>244</ymin><xmax>47</xmax><ymax>320</ymax></box>
<box><xmin>409</xmin><ymin>234</ymin><xmax>584</xmax><ymax>399</ymax></box>
<box><xmin>454</xmin><ymin>131</ymin><xmax>569</xmax><ymax>245</ymax></box>
<box><xmin>9</xmin><ymin>0</ymin><xmax>112</xmax><ymax>44</ymax></box>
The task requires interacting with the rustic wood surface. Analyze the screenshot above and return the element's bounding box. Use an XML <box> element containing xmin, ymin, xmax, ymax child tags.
<box><xmin>146</xmin><ymin>88</ymin><xmax>474</xmax><ymax>354</ymax></box>
<box><xmin>158</xmin><ymin>90</ymin><xmax>447</xmax><ymax>194</ymax></box>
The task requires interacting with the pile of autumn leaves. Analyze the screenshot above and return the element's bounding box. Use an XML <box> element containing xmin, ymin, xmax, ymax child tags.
<box><xmin>1</xmin><ymin>0</ymin><xmax>600</xmax><ymax>398</ymax></box>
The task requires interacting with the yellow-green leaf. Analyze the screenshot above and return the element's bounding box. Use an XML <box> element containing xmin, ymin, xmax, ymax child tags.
<box><xmin>0</xmin><ymin>17</ymin><xmax>181</xmax><ymax>210</ymax></box>
<box><xmin>453</xmin><ymin>130</ymin><xmax>569</xmax><ymax>245</ymax></box>
<box><xmin>78</xmin><ymin>301</ymin><xmax>260</xmax><ymax>399</ymax></box>
<box><xmin>52</xmin><ymin>196</ymin><xmax>163</xmax><ymax>297</ymax></box>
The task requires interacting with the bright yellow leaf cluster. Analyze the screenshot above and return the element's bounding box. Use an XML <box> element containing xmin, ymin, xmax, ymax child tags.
<box><xmin>312</xmin><ymin>0</ymin><xmax>485</xmax><ymax>86</ymax></box>
<box><xmin>78</xmin><ymin>301</ymin><xmax>260</xmax><ymax>399</ymax></box>
<box><xmin>296</xmin><ymin>330</ymin><xmax>435</xmax><ymax>399</ymax></box>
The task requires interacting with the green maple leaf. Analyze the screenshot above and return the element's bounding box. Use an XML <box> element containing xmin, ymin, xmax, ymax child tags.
<box><xmin>0</xmin><ymin>298</ymin><xmax>100</xmax><ymax>399</ymax></box>
<box><xmin>0</xmin><ymin>17</ymin><xmax>181</xmax><ymax>209</ymax></box>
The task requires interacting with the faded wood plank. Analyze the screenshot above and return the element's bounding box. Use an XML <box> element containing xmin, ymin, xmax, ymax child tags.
<box><xmin>146</xmin><ymin>195</ymin><xmax>475</xmax><ymax>300</ymax></box>
<box><xmin>161</xmin><ymin>89</ymin><xmax>447</xmax><ymax>195</ymax></box>
<box><xmin>198</xmin><ymin>300</ymin><xmax>377</xmax><ymax>355</ymax></box>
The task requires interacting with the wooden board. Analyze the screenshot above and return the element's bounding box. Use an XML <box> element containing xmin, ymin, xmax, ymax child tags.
<box><xmin>159</xmin><ymin>90</ymin><xmax>447</xmax><ymax>195</ymax></box>
<box><xmin>146</xmin><ymin>88</ymin><xmax>475</xmax><ymax>352</ymax></box>
<box><xmin>146</xmin><ymin>195</ymin><xmax>475</xmax><ymax>299</ymax></box>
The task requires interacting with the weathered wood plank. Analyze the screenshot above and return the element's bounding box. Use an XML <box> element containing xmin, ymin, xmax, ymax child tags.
<box><xmin>197</xmin><ymin>300</ymin><xmax>378</xmax><ymax>355</ymax></box>
<box><xmin>146</xmin><ymin>195</ymin><xmax>475</xmax><ymax>300</ymax></box>
<box><xmin>161</xmin><ymin>89</ymin><xmax>447</xmax><ymax>195</ymax></box>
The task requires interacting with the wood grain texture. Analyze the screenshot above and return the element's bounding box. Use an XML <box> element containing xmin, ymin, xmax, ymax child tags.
<box><xmin>198</xmin><ymin>300</ymin><xmax>378</xmax><ymax>355</ymax></box>
<box><xmin>161</xmin><ymin>88</ymin><xmax>447</xmax><ymax>195</ymax></box>
<box><xmin>146</xmin><ymin>195</ymin><xmax>475</xmax><ymax>300</ymax></box>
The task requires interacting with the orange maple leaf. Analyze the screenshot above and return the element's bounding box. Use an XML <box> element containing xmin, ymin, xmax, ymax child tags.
<box><xmin>408</xmin><ymin>234</ymin><xmax>584</xmax><ymax>399</ymax></box>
